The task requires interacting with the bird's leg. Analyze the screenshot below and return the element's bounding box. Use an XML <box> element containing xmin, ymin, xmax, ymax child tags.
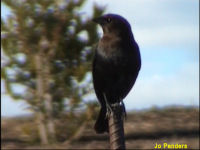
<box><xmin>103</xmin><ymin>93</ymin><xmax>112</xmax><ymax>118</ymax></box>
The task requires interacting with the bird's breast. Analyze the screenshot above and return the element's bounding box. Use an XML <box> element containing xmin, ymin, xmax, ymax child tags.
<box><xmin>97</xmin><ymin>35</ymin><xmax>121</xmax><ymax>59</ymax></box>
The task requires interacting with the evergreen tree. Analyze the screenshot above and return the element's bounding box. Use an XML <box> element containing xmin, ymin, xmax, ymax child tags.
<box><xmin>1</xmin><ymin>0</ymin><xmax>104</xmax><ymax>144</ymax></box>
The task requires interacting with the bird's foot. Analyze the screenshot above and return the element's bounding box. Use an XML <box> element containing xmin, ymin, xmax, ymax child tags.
<box><xmin>103</xmin><ymin>93</ymin><xmax>112</xmax><ymax>118</ymax></box>
<box><xmin>103</xmin><ymin>93</ymin><xmax>126</xmax><ymax>119</ymax></box>
<box><xmin>103</xmin><ymin>93</ymin><xmax>111</xmax><ymax>110</ymax></box>
<box><xmin>110</xmin><ymin>102</ymin><xmax>126</xmax><ymax>120</ymax></box>
<box><xmin>110</xmin><ymin>102</ymin><xmax>121</xmax><ymax>111</ymax></box>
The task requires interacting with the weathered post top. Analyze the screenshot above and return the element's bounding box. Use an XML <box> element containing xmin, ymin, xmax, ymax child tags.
<box><xmin>108</xmin><ymin>104</ymin><xmax>126</xmax><ymax>150</ymax></box>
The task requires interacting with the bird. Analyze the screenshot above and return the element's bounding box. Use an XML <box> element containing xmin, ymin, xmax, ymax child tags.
<box><xmin>92</xmin><ymin>14</ymin><xmax>141</xmax><ymax>134</ymax></box>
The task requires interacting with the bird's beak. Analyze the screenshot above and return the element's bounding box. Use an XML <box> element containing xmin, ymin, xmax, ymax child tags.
<box><xmin>92</xmin><ymin>16</ymin><xmax>105</xmax><ymax>25</ymax></box>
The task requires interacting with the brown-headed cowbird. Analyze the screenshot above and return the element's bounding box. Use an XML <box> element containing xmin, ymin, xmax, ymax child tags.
<box><xmin>92</xmin><ymin>14</ymin><xmax>141</xmax><ymax>134</ymax></box>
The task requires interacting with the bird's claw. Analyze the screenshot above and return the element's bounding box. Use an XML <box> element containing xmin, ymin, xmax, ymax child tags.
<box><xmin>103</xmin><ymin>93</ymin><xmax>126</xmax><ymax>119</ymax></box>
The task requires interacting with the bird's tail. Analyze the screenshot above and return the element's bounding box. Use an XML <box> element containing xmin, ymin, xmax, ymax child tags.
<box><xmin>94</xmin><ymin>106</ymin><xmax>108</xmax><ymax>134</ymax></box>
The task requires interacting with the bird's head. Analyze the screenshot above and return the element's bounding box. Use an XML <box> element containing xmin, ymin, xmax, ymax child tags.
<box><xmin>92</xmin><ymin>14</ymin><xmax>132</xmax><ymax>37</ymax></box>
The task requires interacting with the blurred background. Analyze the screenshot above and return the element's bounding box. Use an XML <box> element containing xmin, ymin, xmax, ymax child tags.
<box><xmin>1</xmin><ymin>0</ymin><xmax>199</xmax><ymax>149</ymax></box>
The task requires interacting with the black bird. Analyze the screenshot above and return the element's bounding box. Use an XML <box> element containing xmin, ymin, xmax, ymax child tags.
<box><xmin>92</xmin><ymin>14</ymin><xmax>141</xmax><ymax>134</ymax></box>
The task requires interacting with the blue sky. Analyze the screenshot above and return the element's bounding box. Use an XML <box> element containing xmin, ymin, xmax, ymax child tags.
<box><xmin>1</xmin><ymin>0</ymin><xmax>199</xmax><ymax>117</ymax></box>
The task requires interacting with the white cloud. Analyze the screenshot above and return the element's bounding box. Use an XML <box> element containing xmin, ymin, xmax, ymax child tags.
<box><xmin>124</xmin><ymin>62</ymin><xmax>199</xmax><ymax>110</ymax></box>
<box><xmin>134</xmin><ymin>25</ymin><xmax>198</xmax><ymax>48</ymax></box>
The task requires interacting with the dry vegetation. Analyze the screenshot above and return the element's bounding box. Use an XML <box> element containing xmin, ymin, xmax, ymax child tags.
<box><xmin>1</xmin><ymin>106</ymin><xmax>199</xmax><ymax>149</ymax></box>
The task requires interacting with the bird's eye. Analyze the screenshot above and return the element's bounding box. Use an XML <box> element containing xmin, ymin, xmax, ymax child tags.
<box><xmin>107</xmin><ymin>17</ymin><xmax>112</xmax><ymax>23</ymax></box>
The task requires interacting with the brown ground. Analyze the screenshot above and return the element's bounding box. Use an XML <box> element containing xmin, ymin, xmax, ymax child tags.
<box><xmin>1</xmin><ymin>106</ymin><xmax>199</xmax><ymax>149</ymax></box>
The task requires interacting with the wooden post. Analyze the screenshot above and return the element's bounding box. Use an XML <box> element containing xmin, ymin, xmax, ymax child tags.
<box><xmin>108</xmin><ymin>104</ymin><xmax>126</xmax><ymax>150</ymax></box>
